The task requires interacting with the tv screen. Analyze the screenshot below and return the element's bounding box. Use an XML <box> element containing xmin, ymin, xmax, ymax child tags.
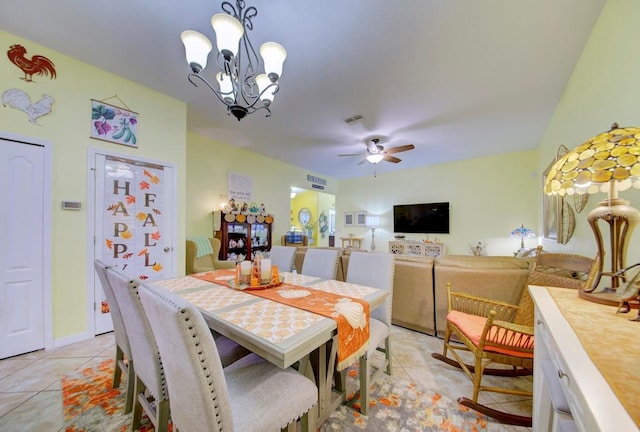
<box><xmin>393</xmin><ymin>202</ymin><xmax>450</xmax><ymax>234</ymax></box>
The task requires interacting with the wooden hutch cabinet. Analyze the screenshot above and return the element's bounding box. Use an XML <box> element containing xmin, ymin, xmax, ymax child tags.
<box><xmin>214</xmin><ymin>211</ymin><xmax>273</xmax><ymax>262</ymax></box>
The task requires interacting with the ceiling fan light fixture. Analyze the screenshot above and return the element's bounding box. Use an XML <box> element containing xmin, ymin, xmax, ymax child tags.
<box><xmin>366</xmin><ymin>154</ymin><xmax>384</xmax><ymax>164</ymax></box>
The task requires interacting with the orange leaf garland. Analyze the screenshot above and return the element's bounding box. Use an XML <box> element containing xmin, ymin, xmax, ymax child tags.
<box><xmin>136</xmin><ymin>212</ymin><xmax>147</xmax><ymax>221</ymax></box>
<box><xmin>120</xmin><ymin>230</ymin><xmax>133</xmax><ymax>240</ymax></box>
<box><xmin>150</xmin><ymin>231</ymin><xmax>161</xmax><ymax>240</ymax></box>
<box><xmin>138</xmin><ymin>248</ymin><xmax>148</xmax><ymax>256</ymax></box>
<box><xmin>105</xmin><ymin>239</ymin><xmax>113</xmax><ymax>249</ymax></box>
<box><xmin>152</xmin><ymin>263</ymin><xmax>163</xmax><ymax>272</ymax></box>
<box><xmin>139</xmin><ymin>181</ymin><xmax>150</xmax><ymax>190</ymax></box>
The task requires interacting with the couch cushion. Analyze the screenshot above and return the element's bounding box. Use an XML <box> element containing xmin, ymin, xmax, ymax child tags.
<box><xmin>436</xmin><ymin>255</ymin><xmax>530</xmax><ymax>270</ymax></box>
<box><xmin>390</xmin><ymin>256</ymin><xmax>436</xmax><ymax>335</ymax></box>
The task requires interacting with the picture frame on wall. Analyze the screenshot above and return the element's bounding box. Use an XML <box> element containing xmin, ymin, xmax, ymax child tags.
<box><xmin>344</xmin><ymin>212</ymin><xmax>354</xmax><ymax>227</ymax></box>
<box><xmin>356</xmin><ymin>211</ymin><xmax>367</xmax><ymax>226</ymax></box>
<box><xmin>90</xmin><ymin>98</ymin><xmax>139</xmax><ymax>147</ymax></box>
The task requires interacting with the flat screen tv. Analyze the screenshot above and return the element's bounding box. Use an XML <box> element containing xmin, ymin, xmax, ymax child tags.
<box><xmin>393</xmin><ymin>202</ymin><xmax>450</xmax><ymax>234</ymax></box>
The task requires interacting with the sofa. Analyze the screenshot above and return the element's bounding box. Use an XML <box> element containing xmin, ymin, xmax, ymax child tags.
<box><xmin>292</xmin><ymin>247</ymin><xmax>532</xmax><ymax>337</ymax></box>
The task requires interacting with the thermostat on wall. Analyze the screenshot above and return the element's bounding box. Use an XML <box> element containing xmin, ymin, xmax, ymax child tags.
<box><xmin>61</xmin><ymin>201</ymin><xmax>82</xmax><ymax>210</ymax></box>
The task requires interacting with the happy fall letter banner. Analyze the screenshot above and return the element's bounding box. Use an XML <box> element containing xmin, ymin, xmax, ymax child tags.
<box><xmin>102</xmin><ymin>155</ymin><xmax>167</xmax><ymax>281</ymax></box>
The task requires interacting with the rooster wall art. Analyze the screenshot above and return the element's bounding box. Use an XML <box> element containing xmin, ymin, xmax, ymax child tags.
<box><xmin>2</xmin><ymin>89</ymin><xmax>55</xmax><ymax>124</ymax></box>
<box><xmin>7</xmin><ymin>44</ymin><xmax>57</xmax><ymax>82</ymax></box>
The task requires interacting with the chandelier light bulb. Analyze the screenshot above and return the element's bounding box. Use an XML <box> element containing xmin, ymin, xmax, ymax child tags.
<box><xmin>260</xmin><ymin>42</ymin><xmax>287</xmax><ymax>81</ymax></box>
<box><xmin>180</xmin><ymin>30</ymin><xmax>213</xmax><ymax>72</ymax></box>
<box><xmin>211</xmin><ymin>13</ymin><xmax>244</xmax><ymax>59</ymax></box>
<box><xmin>256</xmin><ymin>74</ymin><xmax>274</xmax><ymax>104</ymax></box>
<box><xmin>216</xmin><ymin>72</ymin><xmax>234</xmax><ymax>102</ymax></box>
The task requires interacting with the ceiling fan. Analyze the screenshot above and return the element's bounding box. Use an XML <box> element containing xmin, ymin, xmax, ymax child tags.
<box><xmin>338</xmin><ymin>137</ymin><xmax>415</xmax><ymax>165</ymax></box>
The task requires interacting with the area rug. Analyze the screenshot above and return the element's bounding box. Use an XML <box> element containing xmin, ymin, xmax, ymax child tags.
<box><xmin>62</xmin><ymin>359</ymin><xmax>489</xmax><ymax>431</ymax></box>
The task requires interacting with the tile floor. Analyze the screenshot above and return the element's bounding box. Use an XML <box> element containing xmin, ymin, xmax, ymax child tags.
<box><xmin>0</xmin><ymin>326</ymin><xmax>532</xmax><ymax>432</ymax></box>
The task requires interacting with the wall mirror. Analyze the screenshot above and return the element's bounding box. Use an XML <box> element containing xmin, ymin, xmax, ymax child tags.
<box><xmin>298</xmin><ymin>208</ymin><xmax>311</xmax><ymax>225</ymax></box>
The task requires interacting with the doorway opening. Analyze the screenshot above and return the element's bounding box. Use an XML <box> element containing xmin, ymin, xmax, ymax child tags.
<box><xmin>289</xmin><ymin>187</ymin><xmax>335</xmax><ymax>247</ymax></box>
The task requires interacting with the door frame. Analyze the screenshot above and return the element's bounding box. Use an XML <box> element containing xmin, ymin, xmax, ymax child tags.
<box><xmin>0</xmin><ymin>130</ymin><xmax>54</xmax><ymax>351</ymax></box>
<box><xmin>86</xmin><ymin>147</ymin><xmax>178</xmax><ymax>336</ymax></box>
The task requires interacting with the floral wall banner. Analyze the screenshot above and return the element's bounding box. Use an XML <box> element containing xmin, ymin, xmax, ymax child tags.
<box><xmin>101</xmin><ymin>155</ymin><xmax>167</xmax><ymax>281</ymax></box>
<box><xmin>91</xmin><ymin>97</ymin><xmax>138</xmax><ymax>147</ymax></box>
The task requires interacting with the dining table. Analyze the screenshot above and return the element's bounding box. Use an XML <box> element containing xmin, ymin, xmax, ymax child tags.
<box><xmin>148</xmin><ymin>269</ymin><xmax>388</xmax><ymax>427</ymax></box>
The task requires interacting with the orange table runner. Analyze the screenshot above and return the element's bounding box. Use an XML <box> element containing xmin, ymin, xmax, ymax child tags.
<box><xmin>193</xmin><ymin>270</ymin><xmax>370</xmax><ymax>370</ymax></box>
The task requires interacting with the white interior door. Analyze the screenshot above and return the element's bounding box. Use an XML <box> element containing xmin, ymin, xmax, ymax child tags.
<box><xmin>91</xmin><ymin>152</ymin><xmax>176</xmax><ymax>335</ymax></box>
<box><xmin>0</xmin><ymin>138</ymin><xmax>45</xmax><ymax>359</ymax></box>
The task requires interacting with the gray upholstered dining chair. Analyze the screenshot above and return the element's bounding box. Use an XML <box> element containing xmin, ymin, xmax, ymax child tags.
<box><xmin>93</xmin><ymin>259</ymin><xmax>135</xmax><ymax>414</ymax></box>
<box><xmin>105</xmin><ymin>266</ymin><xmax>170</xmax><ymax>432</ymax></box>
<box><xmin>300</xmin><ymin>248</ymin><xmax>341</xmax><ymax>279</ymax></box>
<box><xmin>345</xmin><ymin>251</ymin><xmax>395</xmax><ymax>414</ymax></box>
<box><xmin>269</xmin><ymin>245</ymin><xmax>297</xmax><ymax>272</ymax></box>
<box><xmin>137</xmin><ymin>281</ymin><xmax>318</xmax><ymax>432</ymax></box>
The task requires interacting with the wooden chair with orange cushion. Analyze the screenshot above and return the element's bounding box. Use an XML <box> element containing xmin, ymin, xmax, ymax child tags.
<box><xmin>432</xmin><ymin>283</ymin><xmax>534</xmax><ymax>426</ymax></box>
<box><xmin>432</xmin><ymin>250</ymin><xmax>599</xmax><ymax>426</ymax></box>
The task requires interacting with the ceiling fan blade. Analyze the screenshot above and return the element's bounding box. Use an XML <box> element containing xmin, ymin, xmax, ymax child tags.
<box><xmin>384</xmin><ymin>144</ymin><xmax>415</xmax><ymax>154</ymax></box>
<box><xmin>338</xmin><ymin>153</ymin><xmax>366</xmax><ymax>157</ymax></box>
<box><xmin>357</xmin><ymin>158</ymin><xmax>368</xmax><ymax>165</ymax></box>
<box><xmin>383</xmin><ymin>154</ymin><xmax>402</xmax><ymax>163</ymax></box>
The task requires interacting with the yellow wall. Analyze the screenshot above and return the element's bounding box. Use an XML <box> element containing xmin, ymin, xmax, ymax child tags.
<box><xmin>337</xmin><ymin>150</ymin><xmax>539</xmax><ymax>256</ymax></box>
<box><xmin>0</xmin><ymin>31</ymin><xmax>187</xmax><ymax>339</ymax></box>
<box><xmin>185</xmin><ymin>132</ymin><xmax>337</xmax><ymax>245</ymax></box>
<box><xmin>536</xmin><ymin>0</ymin><xmax>640</xmax><ymax>265</ymax></box>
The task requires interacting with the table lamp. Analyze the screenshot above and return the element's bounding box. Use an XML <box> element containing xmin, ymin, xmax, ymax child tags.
<box><xmin>544</xmin><ymin>123</ymin><xmax>640</xmax><ymax>292</ymax></box>
<box><xmin>511</xmin><ymin>225</ymin><xmax>536</xmax><ymax>255</ymax></box>
<box><xmin>365</xmin><ymin>215</ymin><xmax>380</xmax><ymax>251</ymax></box>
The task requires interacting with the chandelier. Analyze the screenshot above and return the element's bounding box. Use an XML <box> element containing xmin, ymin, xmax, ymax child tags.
<box><xmin>180</xmin><ymin>0</ymin><xmax>287</xmax><ymax>121</ymax></box>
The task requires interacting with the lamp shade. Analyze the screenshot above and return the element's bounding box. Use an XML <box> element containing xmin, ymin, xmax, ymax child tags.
<box><xmin>211</xmin><ymin>13</ymin><xmax>244</xmax><ymax>58</ymax></box>
<box><xmin>544</xmin><ymin>124</ymin><xmax>640</xmax><ymax>197</ymax></box>
<box><xmin>511</xmin><ymin>225</ymin><xmax>535</xmax><ymax>238</ymax></box>
<box><xmin>365</xmin><ymin>215</ymin><xmax>380</xmax><ymax>227</ymax></box>
<box><xmin>180</xmin><ymin>30</ymin><xmax>213</xmax><ymax>71</ymax></box>
<box><xmin>215</xmin><ymin>72</ymin><xmax>234</xmax><ymax>102</ymax></box>
<box><xmin>260</xmin><ymin>42</ymin><xmax>287</xmax><ymax>80</ymax></box>
<box><xmin>256</xmin><ymin>74</ymin><xmax>274</xmax><ymax>103</ymax></box>
<box><xmin>366</xmin><ymin>154</ymin><xmax>384</xmax><ymax>164</ymax></box>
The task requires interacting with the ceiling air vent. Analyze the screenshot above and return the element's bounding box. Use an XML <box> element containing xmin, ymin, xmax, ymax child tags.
<box><xmin>344</xmin><ymin>114</ymin><xmax>364</xmax><ymax>125</ymax></box>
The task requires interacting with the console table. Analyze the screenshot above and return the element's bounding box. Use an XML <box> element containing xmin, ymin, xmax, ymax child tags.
<box><xmin>340</xmin><ymin>237</ymin><xmax>363</xmax><ymax>248</ymax></box>
<box><xmin>530</xmin><ymin>285</ymin><xmax>638</xmax><ymax>432</ymax></box>
<box><xmin>388</xmin><ymin>240</ymin><xmax>445</xmax><ymax>257</ymax></box>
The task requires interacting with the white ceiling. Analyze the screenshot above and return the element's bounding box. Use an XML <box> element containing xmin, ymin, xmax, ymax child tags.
<box><xmin>0</xmin><ymin>0</ymin><xmax>605</xmax><ymax>179</ymax></box>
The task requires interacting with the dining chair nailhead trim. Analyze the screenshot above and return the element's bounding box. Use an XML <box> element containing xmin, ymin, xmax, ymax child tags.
<box><xmin>180</xmin><ymin>308</ymin><xmax>225</xmax><ymax>427</ymax></box>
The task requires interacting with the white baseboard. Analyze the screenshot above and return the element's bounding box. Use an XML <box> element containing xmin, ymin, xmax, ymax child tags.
<box><xmin>53</xmin><ymin>332</ymin><xmax>93</xmax><ymax>349</ymax></box>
